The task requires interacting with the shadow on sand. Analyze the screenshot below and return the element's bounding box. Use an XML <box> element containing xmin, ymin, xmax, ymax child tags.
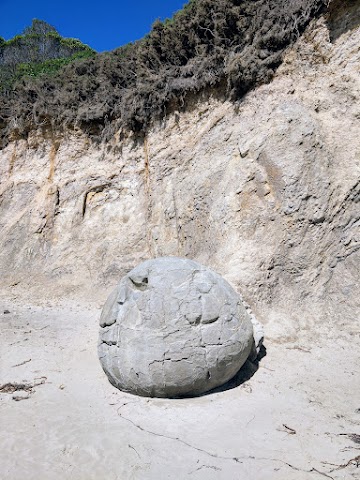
<box><xmin>205</xmin><ymin>344</ymin><xmax>267</xmax><ymax>396</ymax></box>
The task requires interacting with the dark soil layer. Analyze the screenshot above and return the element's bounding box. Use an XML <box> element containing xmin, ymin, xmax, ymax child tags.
<box><xmin>0</xmin><ymin>0</ymin><xmax>328</xmax><ymax>146</ymax></box>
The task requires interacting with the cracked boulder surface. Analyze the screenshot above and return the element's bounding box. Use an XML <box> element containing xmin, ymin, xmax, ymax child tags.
<box><xmin>98</xmin><ymin>257</ymin><xmax>255</xmax><ymax>397</ymax></box>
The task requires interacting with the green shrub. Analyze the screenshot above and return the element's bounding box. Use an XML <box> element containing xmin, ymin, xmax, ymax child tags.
<box><xmin>0</xmin><ymin>19</ymin><xmax>96</xmax><ymax>92</ymax></box>
<box><xmin>14</xmin><ymin>51</ymin><xmax>95</xmax><ymax>79</ymax></box>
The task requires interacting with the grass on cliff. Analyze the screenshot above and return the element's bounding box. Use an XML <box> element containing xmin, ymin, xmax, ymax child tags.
<box><xmin>0</xmin><ymin>19</ymin><xmax>95</xmax><ymax>94</ymax></box>
<box><xmin>0</xmin><ymin>0</ymin><xmax>328</xmax><ymax>145</ymax></box>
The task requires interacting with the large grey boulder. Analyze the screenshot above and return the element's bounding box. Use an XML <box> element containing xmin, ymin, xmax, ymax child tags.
<box><xmin>98</xmin><ymin>257</ymin><xmax>258</xmax><ymax>397</ymax></box>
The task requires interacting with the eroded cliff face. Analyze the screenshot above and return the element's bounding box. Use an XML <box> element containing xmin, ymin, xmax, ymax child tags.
<box><xmin>0</xmin><ymin>7</ymin><xmax>359</xmax><ymax>340</ymax></box>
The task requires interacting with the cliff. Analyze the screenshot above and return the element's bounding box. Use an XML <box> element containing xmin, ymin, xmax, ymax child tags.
<box><xmin>0</xmin><ymin>0</ymin><xmax>359</xmax><ymax>342</ymax></box>
<box><xmin>1</xmin><ymin>3</ymin><xmax>360</xmax><ymax>478</ymax></box>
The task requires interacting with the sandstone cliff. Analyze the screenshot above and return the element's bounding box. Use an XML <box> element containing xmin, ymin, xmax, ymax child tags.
<box><xmin>0</xmin><ymin>2</ymin><xmax>359</xmax><ymax>342</ymax></box>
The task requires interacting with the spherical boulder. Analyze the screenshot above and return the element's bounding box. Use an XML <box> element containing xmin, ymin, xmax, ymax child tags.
<box><xmin>98</xmin><ymin>257</ymin><xmax>255</xmax><ymax>397</ymax></box>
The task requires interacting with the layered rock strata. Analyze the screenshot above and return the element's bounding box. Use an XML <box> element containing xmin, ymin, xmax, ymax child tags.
<box><xmin>0</xmin><ymin>5</ymin><xmax>359</xmax><ymax>342</ymax></box>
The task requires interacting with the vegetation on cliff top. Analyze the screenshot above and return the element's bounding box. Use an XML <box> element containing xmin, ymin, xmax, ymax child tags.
<box><xmin>0</xmin><ymin>1</ymin><xmax>328</xmax><ymax>145</ymax></box>
<box><xmin>0</xmin><ymin>19</ymin><xmax>95</xmax><ymax>93</ymax></box>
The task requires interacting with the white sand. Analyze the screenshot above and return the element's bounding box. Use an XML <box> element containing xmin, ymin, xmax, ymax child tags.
<box><xmin>1</xmin><ymin>294</ymin><xmax>359</xmax><ymax>480</ymax></box>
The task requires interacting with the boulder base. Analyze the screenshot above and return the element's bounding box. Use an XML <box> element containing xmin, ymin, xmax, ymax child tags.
<box><xmin>98</xmin><ymin>257</ymin><xmax>254</xmax><ymax>397</ymax></box>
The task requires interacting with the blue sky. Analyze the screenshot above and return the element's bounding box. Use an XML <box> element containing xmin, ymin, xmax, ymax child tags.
<box><xmin>0</xmin><ymin>0</ymin><xmax>188</xmax><ymax>52</ymax></box>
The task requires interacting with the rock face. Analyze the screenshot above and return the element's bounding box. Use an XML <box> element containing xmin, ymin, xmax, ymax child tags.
<box><xmin>98</xmin><ymin>257</ymin><xmax>254</xmax><ymax>397</ymax></box>
<box><xmin>0</xmin><ymin>4</ymin><xmax>359</xmax><ymax>344</ymax></box>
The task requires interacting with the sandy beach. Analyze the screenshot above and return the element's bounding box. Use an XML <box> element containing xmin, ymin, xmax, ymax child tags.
<box><xmin>1</xmin><ymin>290</ymin><xmax>359</xmax><ymax>480</ymax></box>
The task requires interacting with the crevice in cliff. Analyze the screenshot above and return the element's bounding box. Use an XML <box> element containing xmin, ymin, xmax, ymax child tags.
<box><xmin>81</xmin><ymin>183</ymin><xmax>111</xmax><ymax>218</ymax></box>
<box><xmin>48</xmin><ymin>138</ymin><xmax>60</xmax><ymax>182</ymax></box>
<box><xmin>171</xmin><ymin>184</ymin><xmax>183</xmax><ymax>256</ymax></box>
<box><xmin>37</xmin><ymin>185</ymin><xmax>60</xmax><ymax>239</ymax></box>
<box><xmin>143</xmin><ymin>136</ymin><xmax>154</xmax><ymax>257</ymax></box>
<box><xmin>8</xmin><ymin>142</ymin><xmax>17</xmax><ymax>176</ymax></box>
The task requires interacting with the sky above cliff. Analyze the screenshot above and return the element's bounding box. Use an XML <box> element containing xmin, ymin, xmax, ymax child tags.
<box><xmin>0</xmin><ymin>0</ymin><xmax>187</xmax><ymax>52</ymax></box>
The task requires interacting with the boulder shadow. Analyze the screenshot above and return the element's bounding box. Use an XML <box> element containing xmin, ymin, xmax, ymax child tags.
<box><xmin>203</xmin><ymin>344</ymin><xmax>267</xmax><ymax>396</ymax></box>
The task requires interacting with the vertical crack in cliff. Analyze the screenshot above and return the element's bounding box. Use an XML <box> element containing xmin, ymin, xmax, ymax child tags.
<box><xmin>48</xmin><ymin>139</ymin><xmax>60</xmax><ymax>182</ymax></box>
<box><xmin>40</xmin><ymin>136</ymin><xmax>60</xmax><ymax>241</ymax></box>
<box><xmin>8</xmin><ymin>141</ymin><xmax>17</xmax><ymax>176</ymax></box>
<box><xmin>144</xmin><ymin>136</ymin><xmax>154</xmax><ymax>257</ymax></box>
<box><xmin>171</xmin><ymin>183</ymin><xmax>183</xmax><ymax>256</ymax></box>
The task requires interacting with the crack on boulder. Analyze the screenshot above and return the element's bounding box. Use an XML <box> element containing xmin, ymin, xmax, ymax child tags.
<box><xmin>185</xmin><ymin>314</ymin><xmax>202</xmax><ymax>325</ymax></box>
<box><xmin>148</xmin><ymin>356</ymin><xmax>190</xmax><ymax>367</ymax></box>
<box><xmin>99</xmin><ymin>317</ymin><xmax>117</xmax><ymax>328</ymax></box>
<box><xmin>201</xmin><ymin>315</ymin><xmax>219</xmax><ymax>325</ymax></box>
<box><xmin>162</xmin><ymin>328</ymin><xmax>181</xmax><ymax>339</ymax></box>
<box><xmin>129</xmin><ymin>276</ymin><xmax>149</xmax><ymax>291</ymax></box>
<box><xmin>101</xmin><ymin>339</ymin><xmax>117</xmax><ymax>347</ymax></box>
